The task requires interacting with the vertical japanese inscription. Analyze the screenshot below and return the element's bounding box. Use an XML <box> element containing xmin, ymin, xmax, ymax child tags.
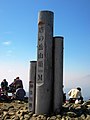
<box><xmin>37</xmin><ymin>24</ymin><xmax>45</xmax><ymax>84</ymax></box>
<box><xmin>29</xmin><ymin>81</ymin><xmax>34</xmax><ymax>111</ymax></box>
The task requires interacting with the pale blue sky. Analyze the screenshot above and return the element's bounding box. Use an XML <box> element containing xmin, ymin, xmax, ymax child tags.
<box><xmin>0</xmin><ymin>0</ymin><xmax>90</xmax><ymax>92</ymax></box>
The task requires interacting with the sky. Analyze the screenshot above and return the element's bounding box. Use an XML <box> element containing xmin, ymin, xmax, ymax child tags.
<box><xmin>0</xmin><ymin>0</ymin><xmax>90</xmax><ymax>96</ymax></box>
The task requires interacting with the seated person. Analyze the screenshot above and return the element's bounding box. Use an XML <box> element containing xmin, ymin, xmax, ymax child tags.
<box><xmin>9</xmin><ymin>77</ymin><xmax>23</xmax><ymax>92</ymax></box>
<box><xmin>63</xmin><ymin>93</ymin><xmax>66</xmax><ymax>103</ymax></box>
<box><xmin>11</xmin><ymin>88</ymin><xmax>26</xmax><ymax>101</ymax></box>
<box><xmin>1</xmin><ymin>79</ymin><xmax>9</xmax><ymax>95</ymax></box>
<box><xmin>12</xmin><ymin>77</ymin><xmax>23</xmax><ymax>90</ymax></box>
<box><xmin>9</xmin><ymin>79</ymin><xmax>16</xmax><ymax>93</ymax></box>
<box><xmin>68</xmin><ymin>87</ymin><xmax>83</xmax><ymax>103</ymax></box>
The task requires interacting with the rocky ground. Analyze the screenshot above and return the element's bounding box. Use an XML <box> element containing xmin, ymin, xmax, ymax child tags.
<box><xmin>0</xmin><ymin>100</ymin><xmax>90</xmax><ymax>120</ymax></box>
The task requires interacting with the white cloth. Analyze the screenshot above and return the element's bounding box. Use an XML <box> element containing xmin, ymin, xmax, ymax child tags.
<box><xmin>68</xmin><ymin>88</ymin><xmax>82</xmax><ymax>99</ymax></box>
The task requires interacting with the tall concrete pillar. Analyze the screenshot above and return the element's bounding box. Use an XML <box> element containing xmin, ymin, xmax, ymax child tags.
<box><xmin>35</xmin><ymin>11</ymin><xmax>54</xmax><ymax>114</ymax></box>
<box><xmin>53</xmin><ymin>37</ymin><xmax>64</xmax><ymax>113</ymax></box>
<box><xmin>28</xmin><ymin>61</ymin><xmax>37</xmax><ymax>113</ymax></box>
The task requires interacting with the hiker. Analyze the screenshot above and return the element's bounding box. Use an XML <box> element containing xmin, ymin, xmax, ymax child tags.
<box><xmin>13</xmin><ymin>77</ymin><xmax>23</xmax><ymax>89</ymax></box>
<box><xmin>9</xmin><ymin>79</ymin><xmax>17</xmax><ymax>93</ymax></box>
<box><xmin>1</xmin><ymin>79</ymin><xmax>9</xmax><ymax>95</ymax></box>
<box><xmin>9</xmin><ymin>77</ymin><xmax>25</xmax><ymax>100</ymax></box>
<box><xmin>63</xmin><ymin>93</ymin><xmax>66</xmax><ymax>103</ymax></box>
<box><xmin>11</xmin><ymin>88</ymin><xmax>26</xmax><ymax>100</ymax></box>
<box><xmin>63</xmin><ymin>85</ymin><xmax>66</xmax><ymax>103</ymax></box>
<box><xmin>68</xmin><ymin>87</ymin><xmax>83</xmax><ymax>103</ymax></box>
<box><xmin>9</xmin><ymin>77</ymin><xmax>23</xmax><ymax>91</ymax></box>
<box><xmin>16</xmin><ymin>88</ymin><xmax>26</xmax><ymax>100</ymax></box>
<box><xmin>0</xmin><ymin>88</ymin><xmax>1</xmax><ymax>99</ymax></box>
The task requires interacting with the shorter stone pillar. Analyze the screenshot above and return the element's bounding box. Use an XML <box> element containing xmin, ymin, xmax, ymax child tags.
<box><xmin>53</xmin><ymin>37</ymin><xmax>64</xmax><ymax>113</ymax></box>
<box><xmin>28</xmin><ymin>61</ymin><xmax>37</xmax><ymax>113</ymax></box>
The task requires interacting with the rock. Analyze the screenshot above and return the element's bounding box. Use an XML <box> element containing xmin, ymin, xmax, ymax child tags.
<box><xmin>80</xmin><ymin>114</ymin><xmax>86</xmax><ymax>119</ymax></box>
<box><xmin>86</xmin><ymin>115</ymin><xmax>90</xmax><ymax>120</ymax></box>
<box><xmin>1</xmin><ymin>100</ymin><xmax>90</xmax><ymax>120</ymax></box>
<box><xmin>56</xmin><ymin>114</ymin><xmax>61</xmax><ymax>119</ymax></box>
<box><xmin>66</xmin><ymin>112</ymin><xmax>77</xmax><ymax>117</ymax></box>
<box><xmin>33</xmin><ymin>114</ymin><xmax>38</xmax><ymax>117</ymax></box>
<box><xmin>61</xmin><ymin>116</ymin><xmax>66</xmax><ymax>120</ymax></box>
<box><xmin>0</xmin><ymin>109</ymin><xmax>3</xmax><ymax>115</ymax></box>
<box><xmin>30</xmin><ymin>116</ymin><xmax>37</xmax><ymax>120</ymax></box>
<box><xmin>50</xmin><ymin>116</ymin><xmax>56</xmax><ymax>120</ymax></box>
<box><xmin>14</xmin><ymin>116</ymin><xmax>20</xmax><ymax>120</ymax></box>
<box><xmin>47</xmin><ymin>117</ymin><xmax>50</xmax><ymax>120</ymax></box>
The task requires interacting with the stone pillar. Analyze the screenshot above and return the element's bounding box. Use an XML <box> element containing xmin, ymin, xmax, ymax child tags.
<box><xmin>53</xmin><ymin>37</ymin><xmax>64</xmax><ymax>113</ymax></box>
<box><xmin>28</xmin><ymin>61</ymin><xmax>37</xmax><ymax>113</ymax></box>
<box><xmin>35</xmin><ymin>11</ymin><xmax>54</xmax><ymax>114</ymax></box>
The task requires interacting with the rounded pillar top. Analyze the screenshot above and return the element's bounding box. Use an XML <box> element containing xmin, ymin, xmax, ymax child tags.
<box><xmin>54</xmin><ymin>36</ymin><xmax>64</xmax><ymax>39</ymax></box>
<box><xmin>53</xmin><ymin>36</ymin><xmax>64</xmax><ymax>43</ymax></box>
<box><xmin>38</xmin><ymin>10</ymin><xmax>54</xmax><ymax>26</ymax></box>
<box><xmin>30</xmin><ymin>61</ymin><xmax>37</xmax><ymax>63</ymax></box>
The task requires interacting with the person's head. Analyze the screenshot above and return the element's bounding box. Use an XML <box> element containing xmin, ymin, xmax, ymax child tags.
<box><xmin>77</xmin><ymin>87</ymin><xmax>81</xmax><ymax>91</ymax></box>
<box><xmin>16</xmin><ymin>77</ymin><xmax>19</xmax><ymax>80</ymax></box>
<box><xmin>14</xmin><ymin>79</ymin><xmax>16</xmax><ymax>82</ymax></box>
<box><xmin>3</xmin><ymin>79</ymin><xmax>6</xmax><ymax>82</ymax></box>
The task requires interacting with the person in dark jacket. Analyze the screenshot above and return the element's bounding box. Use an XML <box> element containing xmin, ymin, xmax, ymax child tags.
<box><xmin>16</xmin><ymin>88</ymin><xmax>26</xmax><ymax>100</ymax></box>
<box><xmin>1</xmin><ymin>79</ymin><xmax>9</xmax><ymax>95</ymax></box>
<box><xmin>13</xmin><ymin>77</ymin><xmax>23</xmax><ymax>89</ymax></box>
<box><xmin>9</xmin><ymin>79</ymin><xmax>16</xmax><ymax>92</ymax></box>
<box><xmin>9</xmin><ymin>77</ymin><xmax>23</xmax><ymax>91</ymax></box>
